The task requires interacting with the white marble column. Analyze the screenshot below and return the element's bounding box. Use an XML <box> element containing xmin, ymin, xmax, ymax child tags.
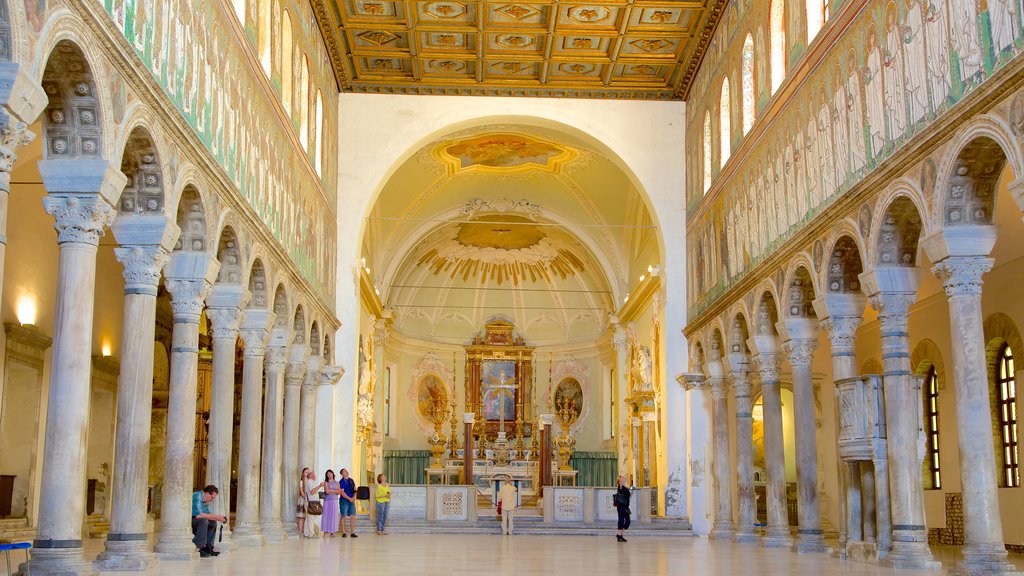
<box><xmin>281</xmin><ymin>350</ymin><xmax>308</xmax><ymax>538</ymax></box>
<box><xmin>931</xmin><ymin>256</ymin><xmax>1019</xmax><ymax>575</ymax></box>
<box><xmin>782</xmin><ymin>332</ymin><xmax>826</xmax><ymax>553</ymax></box>
<box><xmin>95</xmin><ymin>234</ymin><xmax>174</xmax><ymax>571</ymax></box>
<box><xmin>233</xmin><ymin>311</ymin><xmax>274</xmax><ymax>546</ymax></box>
<box><xmin>204</xmin><ymin>287</ymin><xmax>249</xmax><ymax>551</ymax></box>
<box><xmin>728</xmin><ymin>350</ymin><xmax>756</xmax><ymax>543</ymax></box>
<box><xmin>862</xmin><ymin>267</ymin><xmax>938</xmax><ymax>570</ymax></box>
<box><xmin>708</xmin><ymin>375</ymin><xmax>734</xmax><ymax>539</ymax></box>
<box><xmin>27</xmin><ymin>161</ymin><xmax>122</xmax><ymax>576</ymax></box>
<box><xmin>259</xmin><ymin>345</ymin><xmax>290</xmax><ymax>541</ymax></box>
<box><xmin>750</xmin><ymin>342</ymin><xmax>792</xmax><ymax>548</ymax></box>
<box><xmin>154</xmin><ymin>257</ymin><xmax>218</xmax><ymax>560</ymax></box>
<box><xmin>298</xmin><ymin>358</ymin><xmax>322</xmax><ymax>478</ymax></box>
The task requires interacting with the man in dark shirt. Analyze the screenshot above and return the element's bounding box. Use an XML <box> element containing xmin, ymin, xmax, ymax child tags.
<box><xmin>192</xmin><ymin>484</ymin><xmax>227</xmax><ymax>557</ymax></box>
<box><xmin>339</xmin><ymin>468</ymin><xmax>358</xmax><ymax>537</ymax></box>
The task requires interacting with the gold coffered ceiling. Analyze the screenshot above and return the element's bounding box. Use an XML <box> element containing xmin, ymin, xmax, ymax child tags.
<box><xmin>312</xmin><ymin>0</ymin><xmax>726</xmax><ymax>99</ymax></box>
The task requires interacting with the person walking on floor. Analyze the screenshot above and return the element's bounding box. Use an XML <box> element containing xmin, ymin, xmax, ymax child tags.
<box><xmin>613</xmin><ymin>475</ymin><xmax>632</xmax><ymax>543</ymax></box>
<box><xmin>375</xmin><ymin>474</ymin><xmax>391</xmax><ymax>535</ymax></box>
<box><xmin>498</xmin><ymin>481</ymin><xmax>518</xmax><ymax>535</ymax></box>
<box><xmin>301</xmin><ymin>468</ymin><xmax>324</xmax><ymax>538</ymax></box>
<box><xmin>339</xmin><ymin>468</ymin><xmax>358</xmax><ymax>538</ymax></box>
<box><xmin>321</xmin><ymin>470</ymin><xmax>342</xmax><ymax>537</ymax></box>
<box><xmin>191</xmin><ymin>484</ymin><xmax>226</xmax><ymax>557</ymax></box>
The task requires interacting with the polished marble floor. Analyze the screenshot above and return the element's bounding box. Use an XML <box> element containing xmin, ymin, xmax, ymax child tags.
<box><xmin>77</xmin><ymin>534</ymin><xmax>1024</xmax><ymax>576</ymax></box>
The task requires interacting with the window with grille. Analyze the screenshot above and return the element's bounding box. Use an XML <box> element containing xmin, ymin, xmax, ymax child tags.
<box><xmin>384</xmin><ymin>366</ymin><xmax>392</xmax><ymax>437</ymax></box>
<box><xmin>923</xmin><ymin>366</ymin><xmax>941</xmax><ymax>489</ymax></box>
<box><xmin>997</xmin><ymin>344</ymin><xmax>1019</xmax><ymax>487</ymax></box>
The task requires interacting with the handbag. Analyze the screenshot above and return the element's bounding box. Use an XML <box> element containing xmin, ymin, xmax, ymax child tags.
<box><xmin>306</xmin><ymin>501</ymin><xmax>323</xmax><ymax>515</ymax></box>
<box><xmin>296</xmin><ymin>501</ymin><xmax>306</xmax><ymax>514</ymax></box>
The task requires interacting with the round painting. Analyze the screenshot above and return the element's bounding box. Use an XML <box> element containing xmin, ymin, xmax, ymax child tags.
<box><xmin>553</xmin><ymin>377</ymin><xmax>583</xmax><ymax>424</ymax></box>
<box><xmin>416</xmin><ymin>374</ymin><xmax>449</xmax><ymax>420</ymax></box>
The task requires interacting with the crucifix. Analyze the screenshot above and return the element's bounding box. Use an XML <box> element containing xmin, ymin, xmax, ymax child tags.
<box><xmin>492</xmin><ymin>369</ymin><xmax>516</xmax><ymax>441</ymax></box>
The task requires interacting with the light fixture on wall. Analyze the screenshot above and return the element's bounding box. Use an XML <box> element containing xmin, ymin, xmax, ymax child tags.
<box><xmin>16</xmin><ymin>294</ymin><xmax>37</xmax><ymax>326</ymax></box>
<box><xmin>639</xmin><ymin>274</ymin><xmax>645</xmax><ymax>282</ymax></box>
<box><xmin>101</xmin><ymin>339</ymin><xmax>112</xmax><ymax>357</ymax></box>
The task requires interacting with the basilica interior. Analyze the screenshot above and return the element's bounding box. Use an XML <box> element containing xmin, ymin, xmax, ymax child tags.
<box><xmin>0</xmin><ymin>0</ymin><xmax>1022</xmax><ymax>574</ymax></box>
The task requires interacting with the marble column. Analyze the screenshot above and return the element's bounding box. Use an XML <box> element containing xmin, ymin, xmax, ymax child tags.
<box><xmin>313</xmin><ymin>366</ymin><xmax>344</xmax><ymax>473</ymax></box>
<box><xmin>931</xmin><ymin>256</ymin><xmax>1019</xmax><ymax>575</ymax></box>
<box><xmin>862</xmin><ymin>267</ymin><xmax>938</xmax><ymax>570</ymax></box>
<box><xmin>782</xmin><ymin>332</ymin><xmax>826</xmax><ymax>553</ymax></box>
<box><xmin>708</xmin><ymin>376</ymin><xmax>734</xmax><ymax>539</ymax></box>
<box><xmin>281</xmin><ymin>350</ymin><xmax>308</xmax><ymax>538</ymax></box>
<box><xmin>28</xmin><ymin>161</ymin><xmax>122</xmax><ymax>576</ymax></box>
<box><xmin>298</xmin><ymin>358</ymin><xmax>323</xmax><ymax>478</ymax></box>
<box><xmin>204</xmin><ymin>287</ymin><xmax>249</xmax><ymax>551</ymax></box>
<box><xmin>728</xmin><ymin>351</ymin><xmax>756</xmax><ymax>543</ymax></box>
<box><xmin>233</xmin><ymin>311</ymin><xmax>274</xmax><ymax>546</ymax></box>
<box><xmin>751</xmin><ymin>346</ymin><xmax>792</xmax><ymax>548</ymax></box>
<box><xmin>95</xmin><ymin>232</ymin><xmax>174</xmax><ymax>571</ymax></box>
<box><xmin>0</xmin><ymin>63</ymin><xmax>46</xmax><ymax>308</ymax></box>
<box><xmin>260</xmin><ymin>345</ymin><xmax>290</xmax><ymax>541</ymax></box>
<box><xmin>155</xmin><ymin>255</ymin><xmax>218</xmax><ymax>560</ymax></box>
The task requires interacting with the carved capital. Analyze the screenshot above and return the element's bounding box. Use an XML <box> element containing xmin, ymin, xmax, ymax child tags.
<box><xmin>265</xmin><ymin>346</ymin><xmax>289</xmax><ymax>372</ymax></box>
<box><xmin>114</xmin><ymin>245</ymin><xmax>169</xmax><ymax>291</ymax></box>
<box><xmin>42</xmin><ymin>194</ymin><xmax>116</xmax><ymax>246</ymax></box>
<box><xmin>783</xmin><ymin>338</ymin><xmax>819</xmax><ymax>367</ymax></box>
<box><xmin>0</xmin><ymin>111</ymin><xmax>35</xmax><ymax>191</ymax></box>
<box><xmin>709</xmin><ymin>376</ymin><xmax>729</xmax><ymax>399</ymax></box>
<box><xmin>373</xmin><ymin>319</ymin><xmax>391</xmax><ymax>347</ymax></box>
<box><xmin>730</xmin><ymin>372</ymin><xmax>751</xmax><ymax>397</ymax></box>
<box><xmin>754</xmin><ymin>352</ymin><xmax>783</xmax><ymax>381</ymax></box>
<box><xmin>677</xmin><ymin>372</ymin><xmax>705</xmax><ymax>391</ymax></box>
<box><xmin>207</xmin><ymin>307</ymin><xmax>243</xmax><ymax>340</ymax></box>
<box><xmin>165</xmin><ymin>278</ymin><xmax>213</xmax><ymax>322</ymax></box>
<box><xmin>612</xmin><ymin>326</ymin><xmax>628</xmax><ymax>353</ymax></box>
<box><xmin>821</xmin><ymin>316</ymin><xmax>861</xmax><ymax>352</ymax></box>
<box><xmin>868</xmin><ymin>292</ymin><xmax>916</xmax><ymax>328</ymax></box>
<box><xmin>286</xmin><ymin>360</ymin><xmax>308</xmax><ymax>383</ymax></box>
<box><xmin>932</xmin><ymin>256</ymin><xmax>993</xmax><ymax>298</ymax></box>
<box><xmin>319</xmin><ymin>365</ymin><xmax>344</xmax><ymax>386</ymax></box>
<box><xmin>240</xmin><ymin>328</ymin><xmax>270</xmax><ymax>357</ymax></box>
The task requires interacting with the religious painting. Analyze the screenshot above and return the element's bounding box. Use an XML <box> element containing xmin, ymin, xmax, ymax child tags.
<box><xmin>24</xmin><ymin>0</ymin><xmax>46</xmax><ymax>33</ymax></box>
<box><xmin>553</xmin><ymin>377</ymin><xmax>583</xmax><ymax>425</ymax></box>
<box><xmin>435</xmin><ymin>133</ymin><xmax>576</xmax><ymax>174</ymax></box>
<box><xmin>415</xmin><ymin>374</ymin><xmax>449</xmax><ymax>422</ymax></box>
<box><xmin>481</xmin><ymin>359</ymin><xmax>517</xmax><ymax>421</ymax></box>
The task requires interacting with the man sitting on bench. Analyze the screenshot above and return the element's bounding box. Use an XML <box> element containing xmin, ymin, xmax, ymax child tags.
<box><xmin>192</xmin><ymin>484</ymin><xmax>227</xmax><ymax>557</ymax></box>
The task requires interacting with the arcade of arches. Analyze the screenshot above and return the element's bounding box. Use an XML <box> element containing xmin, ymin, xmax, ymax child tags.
<box><xmin>0</xmin><ymin>0</ymin><xmax>1022</xmax><ymax>575</ymax></box>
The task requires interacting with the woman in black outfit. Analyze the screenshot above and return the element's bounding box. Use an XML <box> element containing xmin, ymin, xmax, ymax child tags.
<box><xmin>614</xmin><ymin>475</ymin><xmax>632</xmax><ymax>542</ymax></box>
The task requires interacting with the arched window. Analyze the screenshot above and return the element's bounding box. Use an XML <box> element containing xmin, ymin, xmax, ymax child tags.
<box><xmin>281</xmin><ymin>10</ymin><xmax>293</xmax><ymax>113</ymax></box>
<box><xmin>315</xmin><ymin>90</ymin><xmax>324</xmax><ymax>175</ymax></box>
<box><xmin>259</xmin><ymin>0</ymin><xmax>271</xmax><ymax>74</ymax></box>
<box><xmin>232</xmin><ymin>0</ymin><xmax>245</xmax><ymax>21</ymax></box>
<box><xmin>807</xmin><ymin>0</ymin><xmax>828</xmax><ymax>42</ymax></box>
<box><xmin>720</xmin><ymin>78</ymin><xmax>731</xmax><ymax>168</ymax></box>
<box><xmin>299</xmin><ymin>56</ymin><xmax>309</xmax><ymax>148</ymax></box>
<box><xmin>742</xmin><ymin>34</ymin><xmax>755</xmax><ymax>135</ymax></box>
<box><xmin>384</xmin><ymin>366</ymin><xmax>392</xmax><ymax>436</ymax></box>
<box><xmin>770</xmin><ymin>0</ymin><xmax>785</xmax><ymax>94</ymax></box>
<box><xmin>923</xmin><ymin>366</ymin><xmax>941</xmax><ymax>489</ymax></box>
<box><xmin>703</xmin><ymin>111</ymin><xmax>712</xmax><ymax>194</ymax></box>
<box><xmin>996</xmin><ymin>343</ymin><xmax>1019</xmax><ymax>487</ymax></box>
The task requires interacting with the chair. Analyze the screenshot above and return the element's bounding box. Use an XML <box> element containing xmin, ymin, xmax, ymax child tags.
<box><xmin>0</xmin><ymin>541</ymin><xmax>31</xmax><ymax>575</ymax></box>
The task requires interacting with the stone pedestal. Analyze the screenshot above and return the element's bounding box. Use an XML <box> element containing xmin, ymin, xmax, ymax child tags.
<box><xmin>155</xmin><ymin>256</ymin><xmax>218</xmax><ymax>561</ymax></box>
<box><xmin>28</xmin><ymin>161</ymin><xmax>122</xmax><ymax>576</ymax></box>
<box><xmin>233</xmin><ymin>311</ymin><xmax>274</xmax><ymax>547</ymax></box>
<box><xmin>95</xmin><ymin>238</ymin><xmax>173</xmax><ymax>572</ymax></box>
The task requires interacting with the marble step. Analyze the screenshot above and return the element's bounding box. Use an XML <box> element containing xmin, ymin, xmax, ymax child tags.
<box><xmin>382</xmin><ymin>518</ymin><xmax>694</xmax><ymax>537</ymax></box>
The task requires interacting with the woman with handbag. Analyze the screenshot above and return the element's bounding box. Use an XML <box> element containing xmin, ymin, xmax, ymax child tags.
<box><xmin>301</xmin><ymin>468</ymin><xmax>324</xmax><ymax>538</ymax></box>
<box><xmin>321</xmin><ymin>469</ymin><xmax>342</xmax><ymax>537</ymax></box>
<box><xmin>613</xmin><ymin>475</ymin><xmax>633</xmax><ymax>543</ymax></box>
<box><xmin>296</xmin><ymin>467</ymin><xmax>310</xmax><ymax>536</ymax></box>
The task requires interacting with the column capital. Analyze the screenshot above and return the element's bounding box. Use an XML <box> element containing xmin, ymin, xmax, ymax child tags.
<box><xmin>820</xmin><ymin>316</ymin><xmax>862</xmax><ymax>352</ymax></box>
<box><xmin>931</xmin><ymin>256</ymin><xmax>994</xmax><ymax>298</ymax></box>
<box><xmin>709</xmin><ymin>376</ymin><xmax>729</xmax><ymax>399</ymax></box>
<box><xmin>753</xmin><ymin>352</ymin><xmax>783</xmax><ymax>382</ymax></box>
<box><xmin>240</xmin><ymin>327</ymin><xmax>270</xmax><ymax>357</ymax></box>
<box><xmin>676</xmin><ymin>372</ymin><xmax>705</xmax><ymax>391</ymax></box>
<box><xmin>867</xmin><ymin>291</ymin><xmax>917</xmax><ymax>326</ymax></box>
<box><xmin>42</xmin><ymin>193</ymin><xmax>116</xmax><ymax>246</ymax></box>
<box><xmin>114</xmin><ymin>245</ymin><xmax>170</xmax><ymax>294</ymax></box>
<box><xmin>207</xmin><ymin>306</ymin><xmax>244</xmax><ymax>341</ymax></box>
<box><xmin>782</xmin><ymin>337</ymin><xmax>819</xmax><ymax>367</ymax></box>
<box><xmin>166</xmin><ymin>277</ymin><xmax>214</xmax><ymax>323</ymax></box>
<box><xmin>286</xmin><ymin>359</ymin><xmax>308</xmax><ymax>383</ymax></box>
<box><xmin>318</xmin><ymin>365</ymin><xmax>344</xmax><ymax>386</ymax></box>
<box><xmin>0</xmin><ymin>111</ymin><xmax>34</xmax><ymax>191</ymax></box>
<box><xmin>0</xmin><ymin>62</ymin><xmax>48</xmax><ymax>125</ymax></box>
<box><xmin>266</xmin><ymin>346</ymin><xmax>289</xmax><ymax>372</ymax></box>
<box><xmin>612</xmin><ymin>325</ymin><xmax>628</xmax><ymax>352</ymax></box>
<box><xmin>372</xmin><ymin>318</ymin><xmax>391</xmax><ymax>347</ymax></box>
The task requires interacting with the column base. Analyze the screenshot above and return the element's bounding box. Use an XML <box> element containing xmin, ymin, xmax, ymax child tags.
<box><xmin>283</xmin><ymin>523</ymin><xmax>299</xmax><ymax>538</ymax></box>
<box><xmin>793</xmin><ymin>530</ymin><xmax>827</xmax><ymax>554</ymax></box>
<box><xmin>231</xmin><ymin>524</ymin><xmax>264</xmax><ymax>547</ymax></box>
<box><xmin>259</xmin><ymin>519</ymin><xmax>286</xmax><ymax>542</ymax></box>
<box><xmin>845</xmin><ymin>540</ymin><xmax>879</xmax><ymax>564</ymax></box>
<box><xmin>761</xmin><ymin>527</ymin><xmax>794</xmax><ymax>548</ymax></box>
<box><xmin>709</xmin><ymin>522</ymin><xmax>734</xmax><ymax>540</ymax></box>
<box><xmin>951</xmin><ymin>544</ymin><xmax>1024</xmax><ymax>576</ymax></box>
<box><xmin>880</xmin><ymin>538</ymin><xmax>940</xmax><ymax>570</ymax></box>
<box><xmin>734</xmin><ymin>529</ymin><xmax>757</xmax><ymax>544</ymax></box>
<box><xmin>20</xmin><ymin>546</ymin><xmax>94</xmax><ymax>576</ymax></box>
<box><xmin>153</xmin><ymin>533</ymin><xmax>199</xmax><ymax>562</ymax></box>
<box><xmin>94</xmin><ymin>537</ymin><xmax>158</xmax><ymax>571</ymax></box>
